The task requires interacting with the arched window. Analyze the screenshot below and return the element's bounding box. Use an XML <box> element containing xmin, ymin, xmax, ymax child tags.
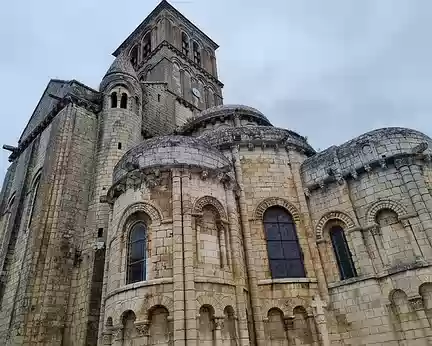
<box><xmin>27</xmin><ymin>176</ymin><xmax>40</xmax><ymax>230</ymax></box>
<box><xmin>130</xmin><ymin>45</ymin><xmax>139</xmax><ymax>67</ymax></box>
<box><xmin>181</xmin><ymin>32</ymin><xmax>189</xmax><ymax>56</ymax></box>
<box><xmin>143</xmin><ymin>32</ymin><xmax>151</xmax><ymax>59</ymax></box>
<box><xmin>264</xmin><ymin>207</ymin><xmax>305</xmax><ymax>278</ymax></box>
<box><xmin>193</xmin><ymin>41</ymin><xmax>201</xmax><ymax>65</ymax></box>
<box><xmin>120</xmin><ymin>93</ymin><xmax>128</xmax><ymax>109</ymax></box>
<box><xmin>127</xmin><ymin>222</ymin><xmax>147</xmax><ymax>284</ymax></box>
<box><xmin>111</xmin><ymin>92</ymin><xmax>118</xmax><ymax>108</ymax></box>
<box><xmin>213</xmin><ymin>92</ymin><xmax>219</xmax><ymax>106</ymax></box>
<box><xmin>0</xmin><ymin>195</ymin><xmax>16</xmax><ymax>304</ymax></box>
<box><xmin>330</xmin><ymin>226</ymin><xmax>357</xmax><ymax>280</ymax></box>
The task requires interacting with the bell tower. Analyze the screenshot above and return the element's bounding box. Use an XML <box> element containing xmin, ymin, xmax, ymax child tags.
<box><xmin>112</xmin><ymin>0</ymin><xmax>223</xmax><ymax>136</ymax></box>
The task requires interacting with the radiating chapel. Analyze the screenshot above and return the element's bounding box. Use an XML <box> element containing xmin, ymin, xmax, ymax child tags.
<box><xmin>1</xmin><ymin>1</ymin><xmax>432</xmax><ymax>345</ymax></box>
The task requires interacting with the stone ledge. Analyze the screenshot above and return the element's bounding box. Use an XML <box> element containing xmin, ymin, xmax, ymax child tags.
<box><xmin>194</xmin><ymin>276</ymin><xmax>236</xmax><ymax>286</ymax></box>
<box><xmin>105</xmin><ymin>277</ymin><xmax>173</xmax><ymax>301</ymax></box>
<box><xmin>258</xmin><ymin>278</ymin><xmax>317</xmax><ymax>285</ymax></box>
<box><xmin>328</xmin><ymin>262</ymin><xmax>432</xmax><ymax>289</ymax></box>
<box><xmin>327</xmin><ymin>274</ymin><xmax>376</xmax><ymax>289</ymax></box>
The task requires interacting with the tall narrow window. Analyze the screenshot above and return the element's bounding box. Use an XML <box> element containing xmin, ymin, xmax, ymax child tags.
<box><xmin>143</xmin><ymin>33</ymin><xmax>151</xmax><ymax>59</ymax></box>
<box><xmin>120</xmin><ymin>93</ymin><xmax>128</xmax><ymax>109</ymax></box>
<box><xmin>27</xmin><ymin>176</ymin><xmax>40</xmax><ymax>230</ymax></box>
<box><xmin>111</xmin><ymin>92</ymin><xmax>117</xmax><ymax>108</ymax></box>
<box><xmin>330</xmin><ymin>226</ymin><xmax>357</xmax><ymax>280</ymax></box>
<box><xmin>127</xmin><ymin>222</ymin><xmax>147</xmax><ymax>284</ymax></box>
<box><xmin>193</xmin><ymin>41</ymin><xmax>201</xmax><ymax>65</ymax></box>
<box><xmin>264</xmin><ymin>207</ymin><xmax>305</xmax><ymax>278</ymax></box>
<box><xmin>0</xmin><ymin>196</ymin><xmax>15</xmax><ymax>304</ymax></box>
<box><xmin>130</xmin><ymin>45</ymin><xmax>139</xmax><ymax>67</ymax></box>
<box><xmin>182</xmin><ymin>32</ymin><xmax>189</xmax><ymax>56</ymax></box>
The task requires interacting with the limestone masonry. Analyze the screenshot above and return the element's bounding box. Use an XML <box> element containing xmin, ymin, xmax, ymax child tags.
<box><xmin>2</xmin><ymin>1</ymin><xmax>432</xmax><ymax>345</ymax></box>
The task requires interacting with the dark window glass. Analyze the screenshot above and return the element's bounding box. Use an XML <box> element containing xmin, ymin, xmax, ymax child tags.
<box><xmin>182</xmin><ymin>33</ymin><xmax>189</xmax><ymax>56</ymax></box>
<box><xmin>111</xmin><ymin>92</ymin><xmax>117</xmax><ymax>108</ymax></box>
<box><xmin>264</xmin><ymin>207</ymin><xmax>305</xmax><ymax>278</ymax></box>
<box><xmin>127</xmin><ymin>222</ymin><xmax>146</xmax><ymax>284</ymax></box>
<box><xmin>130</xmin><ymin>45</ymin><xmax>139</xmax><ymax>67</ymax></box>
<box><xmin>193</xmin><ymin>42</ymin><xmax>201</xmax><ymax>65</ymax></box>
<box><xmin>120</xmin><ymin>93</ymin><xmax>127</xmax><ymax>109</ymax></box>
<box><xmin>143</xmin><ymin>33</ymin><xmax>151</xmax><ymax>59</ymax></box>
<box><xmin>330</xmin><ymin>226</ymin><xmax>357</xmax><ymax>280</ymax></box>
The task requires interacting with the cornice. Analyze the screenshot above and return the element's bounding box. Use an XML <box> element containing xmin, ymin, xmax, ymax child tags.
<box><xmin>303</xmin><ymin>151</ymin><xmax>432</xmax><ymax>193</ymax></box>
<box><xmin>106</xmin><ymin>165</ymin><xmax>234</xmax><ymax>204</ymax></box>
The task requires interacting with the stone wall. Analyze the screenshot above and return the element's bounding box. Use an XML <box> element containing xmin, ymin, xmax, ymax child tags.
<box><xmin>301</xmin><ymin>127</ymin><xmax>432</xmax><ymax>345</ymax></box>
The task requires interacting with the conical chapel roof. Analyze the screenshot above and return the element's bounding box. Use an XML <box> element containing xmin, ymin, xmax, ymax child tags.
<box><xmin>100</xmin><ymin>55</ymin><xmax>139</xmax><ymax>91</ymax></box>
<box><xmin>104</xmin><ymin>55</ymin><xmax>138</xmax><ymax>80</ymax></box>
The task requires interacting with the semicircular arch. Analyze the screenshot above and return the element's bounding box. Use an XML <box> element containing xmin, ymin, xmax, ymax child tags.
<box><xmin>117</xmin><ymin>202</ymin><xmax>163</xmax><ymax>232</ymax></box>
<box><xmin>366</xmin><ymin>199</ymin><xmax>408</xmax><ymax>225</ymax></box>
<box><xmin>316</xmin><ymin>211</ymin><xmax>356</xmax><ymax>240</ymax></box>
<box><xmin>254</xmin><ymin>197</ymin><xmax>300</xmax><ymax>223</ymax></box>
<box><xmin>193</xmin><ymin>196</ymin><xmax>227</xmax><ymax>220</ymax></box>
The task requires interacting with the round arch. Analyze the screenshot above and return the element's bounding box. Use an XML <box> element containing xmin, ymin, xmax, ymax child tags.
<box><xmin>117</xmin><ymin>202</ymin><xmax>163</xmax><ymax>234</ymax></box>
<box><xmin>193</xmin><ymin>196</ymin><xmax>227</xmax><ymax>220</ymax></box>
<box><xmin>366</xmin><ymin>199</ymin><xmax>408</xmax><ymax>225</ymax></box>
<box><xmin>316</xmin><ymin>211</ymin><xmax>356</xmax><ymax>240</ymax></box>
<box><xmin>254</xmin><ymin>197</ymin><xmax>300</xmax><ymax>223</ymax></box>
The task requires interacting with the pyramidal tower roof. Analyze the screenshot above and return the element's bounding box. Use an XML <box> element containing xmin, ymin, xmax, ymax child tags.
<box><xmin>112</xmin><ymin>0</ymin><xmax>218</xmax><ymax>57</ymax></box>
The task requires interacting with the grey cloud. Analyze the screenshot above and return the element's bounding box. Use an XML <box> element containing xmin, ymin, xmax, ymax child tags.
<box><xmin>1</xmin><ymin>0</ymin><xmax>431</xmax><ymax>179</ymax></box>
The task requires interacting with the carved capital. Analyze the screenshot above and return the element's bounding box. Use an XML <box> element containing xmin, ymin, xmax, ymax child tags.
<box><xmin>314</xmin><ymin>314</ymin><xmax>326</xmax><ymax>324</ymax></box>
<box><xmin>409</xmin><ymin>297</ymin><xmax>424</xmax><ymax>311</ymax></box>
<box><xmin>370</xmin><ymin>225</ymin><xmax>382</xmax><ymax>236</ymax></box>
<box><xmin>201</xmin><ymin>170</ymin><xmax>209</xmax><ymax>180</ymax></box>
<box><xmin>304</xmin><ymin>188</ymin><xmax>311</xmax><ymax>197</ymax></box>
<box><xmin>318</xmin><ymin>180</ymin><xmax>325</xmax><ymax>189</ymax></box>
<box><xmin>136</xmin><ymin>321</ymin><xmax>150</xmax><ymax>336</ymax></box>
<box><xmin>412</xmin><ymin>142</ymin><xmax>428</xmax><ymax>154</ymax></box>
<box><xmin>112</xmin><ymin>326</ymin><xmax>123</xmax><ymax>341</ymax></box>
<box><xmin>102</xmin><ymin>332</ymin><xmax>113</xmax><ymax>345</ymax></box>
<box><xmin>336</xmin><ymin>175</ymin><xmax>345</xmax><ymax>185</ymax></box>
<box><xmin>395</xmin><ymin>156</ymin><xmax>413</xmax><ymax>169</ymax></box>
<box><xmin>364</xmin><ymin>163</ymin><xmax>372</xmax><ymax>172</ymax></box>
<box><xmin>247</xmin><ymin>142</ymin><xmax>255</xmax><ymax>151</ymax></box>
<box><xmin>379</xmin><ymin>158</ymin><xmax>387</xmax><ymax>169</ymax></box>
<box><xmin>400</xmin><ymin>218</ymin><xmax>410</xmax><ymax>228</ymax></box>
<box><xmin>350</xmin><ymin>169</ymin><xmax>358</xmax><ymax>180</ymax></box>
<box><xmin>214</xmin><ymin>317</ymin><xmax>224</xmax><ymax>330</ymax></box>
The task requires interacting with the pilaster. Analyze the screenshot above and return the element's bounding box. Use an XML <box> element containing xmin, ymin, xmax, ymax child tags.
<box><xmin>231</xmin><ymin>145</ymin><xmax>265</xmax><ymax>345</ymax></box>
<box><xmin>172</xmin><ymin>169</ymin><xmax>185</xmax><ymax>346</ymax></box>
<box><xmin>225</xmin><ymin>186</ymin><xmax>249</xmax><ymax>345</ymax></box>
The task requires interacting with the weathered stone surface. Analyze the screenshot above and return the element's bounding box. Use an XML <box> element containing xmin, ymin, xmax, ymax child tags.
<box><xmin>1</xmin><ymin>2</ymin><xmax>432</xmax><ymax>346</ymax></box>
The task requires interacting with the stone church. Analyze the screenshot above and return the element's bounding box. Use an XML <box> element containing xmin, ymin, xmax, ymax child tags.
<box><xmin>1</xmin><ymin>1</ymin><xmax>432</xmax><ymax>345</ymax></box>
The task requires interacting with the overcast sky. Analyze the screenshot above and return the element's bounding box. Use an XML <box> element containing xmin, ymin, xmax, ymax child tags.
<box><xmin>1</xmin><ymin>0</ymin><xmax>431</xmax><ymax>180</ymax></box>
